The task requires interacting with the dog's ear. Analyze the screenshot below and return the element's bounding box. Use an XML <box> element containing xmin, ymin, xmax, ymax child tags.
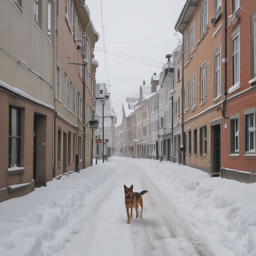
<box><xmin>124</xmin><ymin>185</ymin><xmax>127</xmax><ymax>191</ymax></box>
<box><xmin>130</xmin><ymin>185</ymin><xmax>133</xmax><ymax>191</ymax></box>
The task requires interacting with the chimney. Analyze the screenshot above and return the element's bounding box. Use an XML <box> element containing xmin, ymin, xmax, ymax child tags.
<box><xmin>143</xmin><ymin>81</ymin><xmax>145</xmax><ymax>85</ymax></box>
<box><xmin>154</xmin><ymin>73</ymin><xmax>156</xmax><ymax>76</ymax></box>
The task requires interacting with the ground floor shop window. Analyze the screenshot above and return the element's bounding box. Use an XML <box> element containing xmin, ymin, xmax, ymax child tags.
<box><xmin>200</xmin><ymin>125</ymin><xmax>207</xmax><ymax>155</ymax></box>
<box><xmin>245</xmin><ymin>113</ymin><xmax>255</xmax><ymax>152</ymax></box>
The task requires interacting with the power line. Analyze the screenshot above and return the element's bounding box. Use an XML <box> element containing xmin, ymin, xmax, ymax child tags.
<box><xmin>96</xmin><ymin>49</ymin><xmax>162</xmax><ymax>68</ymax></box>
<box><xmin>100</xmin><ymin>0</ymin><xmax>110</xmax><ymax>86</ymax></box>
<box><xmin>95</xmin><ymin>47</ymin><xmax>163</xmax><ymax>64</ymax></box>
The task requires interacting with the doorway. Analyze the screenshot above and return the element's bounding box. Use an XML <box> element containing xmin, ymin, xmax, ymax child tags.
<box><xmin>156</xmin><ymin>141</ymin><xmax>159</xmax><ymax>160</ymax></box>
<box><xmin>63</xmin><ymin>132</ymin><xmax>67</xmax><ymax>174</ymax></box>
<box><xmin>212</xmin><ymin>125</ymin><xmax>221</xmax><ymax>174</ymax></box>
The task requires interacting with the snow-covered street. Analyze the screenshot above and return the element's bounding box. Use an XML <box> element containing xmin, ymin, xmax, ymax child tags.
<box><xmin>1</xmin><ymin>157</ymin><xmax>256</xmax><ymax>255</ymax></box>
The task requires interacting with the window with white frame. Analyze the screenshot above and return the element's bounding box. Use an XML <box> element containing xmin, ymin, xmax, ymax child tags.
<box><xmin>190</xmin><ymin>76</ymin><xmax>195</xmax><ymax>108</ymax></box>
<box><xmin>47</xmin><ymin>0</ymin><xmax>51</xmax><ymax>40</ymax></box>
<box><xmin>231</xmin><ymin>118</ymin><xmax>239</xmax><ymax>153</ymax></box>
<box><xmin>253</xmin><ymin>12</ymin><xmax>256</xmax><ymax>77</ymax></box>
<box><xmin>189</xmin><ymin>22</ymin><xmax>195</xmax><ymax>53</ymax></box>
<box><xmin>65</xmin><ymin>0</ymin><xmax>68</xmax><ymax>20</ymax></box>
<box><xmin>178</xmin><ymin>97</ymin><xmax>180</xmax><ymax>116</ymax></box>
<box><xmin>64</xmin><ymin>73</ymin><xmax>68</xmax><ymax>108</ymax></box>
<box><xmin>185</xmin><ymin>36</ymin><xmax>189</xmax><ymax>63</ymax></box>
<box><xmin>9</xmin><ymin>106</ymin><xmax>21</xmax><ymax>167</ymax></box>
<box><xmin>232</xmin><ymin>0</ymin><xmax>240</xmax><ymax>14</ymax></box>
<box><xmin>231</xmin><ymin>27</ymin><xmax>240</xmax><ymax>86</ymax></box>
<box><xmin>215</xmin><ymin>0</ymin><xmax>221</xmax><ymax>11</ymax></box>
<box><xmin>34</xmin><ymin>0</ymin><xmax>42</xmax><ymax>27</ymax></box>
<box><xmin>215</xmin><ymin>47</ymin><xmax>221</xmax><ymax>98</ymax></box>
<box><xmin>79</xmin><ymin>95</ymin><xmax>82</xmax><ymax>120</ymax></box>
<box><xmin>14</xmin><ymin>0</ymin><xmax>22</xmax><ymax>9</ymax></box>
<box><xmin>75</xmin><ymin>89</ymin><xmax>78</xmax><ymax>117</ymax></box>
<box><xmin>200</xmin><ymin>125</ymin><xmax>207</xmax><ymax>155</ymax></box>
<box><xmin>73</xmin><ymin>86</ymin><xmax>75</xmax><ymax>114</ymax></box>
<box><xmin>56</xmin><ymin>66</ymin><xmax>60</xmax><ymax>100</ymax></box>
<box><xmin>186</xmin><ymin>81</ymin><xmax>190</xmax><ymax>110</ymax></box>
<box><xmin>69</xmin><ymin>82</ymin><xmax>72</xmax><ymax>111</ymax></box>
<box><xmin>201</xmin><ymin>0</ymin><xmax>208</xmax><ymax>36</ymax></box>
<box><xmin>200</xmin><ymin>63</ymin><xmax>207</xmax><ymax>103</ymax></box>
<box><xmin>194</xmin><ymin>129</ymin><xmax>198</xmax><ymax>155</ymax></box>
<box><xmin>245</xmin><ymin>113</ymin><xmax>255</xmax><ymax>152</ymax></box>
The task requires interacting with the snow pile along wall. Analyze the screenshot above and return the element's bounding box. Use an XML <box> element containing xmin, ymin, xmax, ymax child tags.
<box><xmin>0</xmin><ymin>162</ymin><xmax>118</xmax><ymax>256</ymax></box>
<box><xmin>140</xmin><ymin>160</ymin><xmax>256</xmax><ymax>256</ymax></box>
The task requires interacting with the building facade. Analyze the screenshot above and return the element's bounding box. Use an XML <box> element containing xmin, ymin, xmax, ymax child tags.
<box><xmin>0</xmin><ymin>0</ymin><xmax>99</xmax><ymax>202</ymax></box>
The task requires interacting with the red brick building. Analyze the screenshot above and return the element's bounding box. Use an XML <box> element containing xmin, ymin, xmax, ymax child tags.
<box><xmin>221</xmin><ymin>0</ymin><xmax>256</xmax><ymax>182</ymax></box>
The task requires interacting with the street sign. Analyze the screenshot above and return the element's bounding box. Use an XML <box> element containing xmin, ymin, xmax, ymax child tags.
<box><xmin>96</xmin><ymin>139</ymin><xmax>102</xmax><ymax>144</ymax></box>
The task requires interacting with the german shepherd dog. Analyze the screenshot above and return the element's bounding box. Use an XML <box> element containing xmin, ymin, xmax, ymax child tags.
<box><xmin>124</xmin><ymin>185</ymin><xmax>148</xmax><ymax>224</ymax></box>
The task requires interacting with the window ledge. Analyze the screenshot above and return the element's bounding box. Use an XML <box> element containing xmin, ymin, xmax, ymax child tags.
<box><xmin>199</xmin><ymin>99</ymin><xmax>208</xmax><ymax>106</ymax></box>
<box><xmin>213</xmin><ymin>94</ymin><xmax>222</xmax><ymax>102</ymax></box>
<box><xmin>249</xmin><ymin>77</ymin><xmax>256</xmax><ymax>86</ymax></box>
<box><xmin>55</xmin><ymin>98</ymin><xmax>61</xmax><ymax>103</ymax></box>
<box><xmin>229</xmin><ymin>7</ymin><xmax>241</xmax><ymax>25</ymax></box>
<box><xmin>244</xmin><ymin>153</ymin><xmax>256</xmax><ymax>157</ymax></box>
<box><xmin>191</xmin><ymin>106</ymin><xmax>196</xmax><ymax>112</ymax></box>
<box><xmin>8</xmin><ymin>167</ymin><xmax>25</xmax><ymax>176</ymax></box>
<box><xmin>229</xmin><ymin>153</ymin><xmax>239</xmax><ymax>158</ymax></box>
<box><xmin>8</xmin><ymin>182</ymin><xmax>30</xmax><ymax>193</ymax></box>
<box><xmin>184</xmin><ymin>58</ymin><xmax>192</xmax><ymax>68</ymax></box>
<box><xmin>34</xmin><ymin>20</ymin><xmax>42</xmax><ymax>32</ymax></box>
<box><xmin>197</xmin><ymin>28</ymin><xmax>209</xmax><ymax>45</ymax></box>
<box><xmin>228</xmin><ymin>82</ymin><xmax>240</xmax><ymax>94</ymax></box>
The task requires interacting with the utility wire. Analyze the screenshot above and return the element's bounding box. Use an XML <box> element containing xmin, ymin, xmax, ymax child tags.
<box><xmin>95</xmin><ymin>47</ymin><xmax>163</xmax><ymax>64</ymax></box>
<box><xmin>96</xmin><ymin>49</ymin><xmax>162</xmax><ymax>68</ymax></box>
<box><xmin>100</xmin><ymin>0</ymin><xmax>110</xmax><ymax>86</ymax></box>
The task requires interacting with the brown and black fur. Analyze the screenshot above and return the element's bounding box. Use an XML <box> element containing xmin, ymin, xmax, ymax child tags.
<box><xmin>124</xmin><ymin>184</ymin><xmax>148</xmax><ymax>224</ymax></box>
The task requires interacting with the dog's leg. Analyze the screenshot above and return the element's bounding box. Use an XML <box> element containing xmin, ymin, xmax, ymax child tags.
<box><xmin>140</xmin><ymin>199</ymin><xmax>143</xmax><ymax>218</ymax></box>
<box><xmin>130</xmin><ymin>207</ymin><xmax>133</xmax><ymax>219</ymax></box>
<box><xmin>136</xmin><ymin>204</ymin><xmax>139</xmax><ymax>218</ymax></box>
<box><xmin>126</xmin><ymin>207</ymin><xmax>130</xmax><ymax>224</ymax></box>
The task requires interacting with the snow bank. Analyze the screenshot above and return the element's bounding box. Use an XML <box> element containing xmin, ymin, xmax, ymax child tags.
<box><xmin>0</xmin><ymin>162</ymin><xmax>118</xmax><ymax>256</ymax></box>
<box><xmin>136</xmin><ymin>160</ymin><xmax>256</xmax><ymax>256</ymax></box>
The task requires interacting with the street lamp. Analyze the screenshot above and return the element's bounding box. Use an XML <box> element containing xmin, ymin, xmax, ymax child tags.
<box><xmin>94</xmin><ymin>92</ymin><xmax>110</xmax><ymax>163</ymax></box>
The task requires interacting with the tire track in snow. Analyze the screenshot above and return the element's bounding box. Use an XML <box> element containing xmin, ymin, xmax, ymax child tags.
<box><xmin>120</xmin><ymin>159</ymin><xmax>215</xmax><ymax>256</ymax></box>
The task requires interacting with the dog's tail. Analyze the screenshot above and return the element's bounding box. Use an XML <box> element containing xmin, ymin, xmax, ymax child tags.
<box><xmin>140</xmin><ymin>190</ymin><xmax>148</xmax><ymax>196</ymax></box>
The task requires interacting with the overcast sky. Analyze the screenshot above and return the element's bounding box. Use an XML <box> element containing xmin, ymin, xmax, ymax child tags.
<box><xmin>86</xmin><ymin>0</ymin><xmax>186</xmax><ymax>122</ymax></box>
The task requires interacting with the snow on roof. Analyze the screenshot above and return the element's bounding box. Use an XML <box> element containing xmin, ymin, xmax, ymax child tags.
<box><xmin>90</xmin><ymin>20</ymin><xmax>100</xmax><ymax>40</ymax></box>
<box><xmin>123</xmin><ymin>101</ymin><xmax>134</xmax><ymax>118</ymax></box>
<box><xmin>152</xmin><ymin>74</ymin><xmax>159</xmax><ymax>81</ymax></box>
<box><xmin>142</xmin><ymin>86</ymin><xmax>151</xmax><ymax>94</ymax></box>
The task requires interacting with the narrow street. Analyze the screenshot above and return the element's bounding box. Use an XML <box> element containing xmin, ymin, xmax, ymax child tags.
<box><xmin>52</xmin><ymin>158</ymin><xmax>214</xmax><ymax>256</ymax></box>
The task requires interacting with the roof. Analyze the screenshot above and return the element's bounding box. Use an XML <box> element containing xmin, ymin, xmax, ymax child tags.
<box><xmin>122</xmin><ymin>101</ymin><xmax>134</xmax><ymax>118</ymax></box>
<box><xmin>152</xmin><ymin>74</ymin><xmax>159</xmax><ymax>81</ymax></box>
<box><xmin>174</xmin><ymin>0</ymin><xmax>199</xmax><ymax>33</ymax></box>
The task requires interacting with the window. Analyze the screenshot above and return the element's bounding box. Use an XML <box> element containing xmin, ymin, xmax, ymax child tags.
<box><xmin>160</xmin><ymin>117</ymin><xmax>164</xmax><ymax>128</ymax></box>
<box><xmin>34</xmin><ymin>0</ymin><xmax>42</xmax><ymax>28</ymax></box>
<box><xmin>232</xmin><ymin>28</ymin><xmax>240</xmax><ymax>86</ymax></box>
<box><xmin>189</xmin><ymin>22</ymin><xmax>195</xmax><ymax>53</ymax></box>
<box><xmin>185</xmin><ymin>37</ymin><xmax>189</xmax><ymax>63</ymax></box>
<box><xmin>178</xmin><ymin>97</ymin><xmax>180</xmax><ymax>115</ymax></box>
<box><xmin>215</xmin><ymin>0</ymin><xmax>221</xmax><ymax>11</ymax></box>
<box><xmin>186</xmin><ymin>82</ymin><xmax>190</xmax><ymax>110</ymax></box>
<box><xmin>65</xmin><ymin>0</ymin><xmax>68</xmax><ymax>20</ymax></box>
<box><xmin>200</xmin><ymin>63</ymin><xmax>207</xmax><ymax>103</ymax></box>
<box><xmin>201</xmin><ymin>0</ymin><xmax>208</xmax><ymax>36</ymax></box>
<box><xmin>190</xmin><ymin>76</ymin><xmax>195</xmax><ymax>108</ymax></box>
<box><xmin>253</xmin><ymin>13</ymin><xmax>256</xmax><ymax>77</ymax></box>
<box><xmin>57</xmin><ymin>129</ymin><xmax>61</xmax><ymax>163</ymax></box>
<box><xmin>56</xmin><ymin>67</ymin><xmax>60</xmax><ymax>100</ymax></box>
<box><xmin>232</xmin><ymin>0</ymin><xmax>239</xmax><ymax>14</ymax></box>
<box><xmin>79</xmin><ymin>96</ymin><xmax>82</xmax><ymax>120</ymax></box>
<box><xmin>188</xmin><ymin>130</ymin><xmax>191</xmax><ymax>155</ymax></box>
<box><xmin>177</xmin><ymin>69</ymin><xmax>181</xmax><ymax>81</ymax></box>
<box><xmin>64</xmin><ymin>73</ymin><xmax>68</xmax><ymax>108</ymax></box>
<box><xmin>245</xmin><ymin>114</ymin><xmax>255</xmax><ymax>152</ymax></box>
<box><xmin>143</xmin><ymin>110</ymin><xmax>147</xmax><ymax>118</ymax></box>
<box><xmin>14</xmin><ymin>0</ymin><xmax>22</xmax><ymax>9</ymax></box>
<box><xmin>73</xmin><ymin>133</ymin><xmax>75</xmax><ymax>163</ymax></box>
<box><xmin>68</xmin><ymin>132</ymin><xmax>71</xmax><ymax>165</ymax></box>
<box><xmin>9</xmin><ymin>107</ymin><xmax>21</xmax><ymax>167</ymax></box>
<box><xmin>231</xmin><ymin>118</ymin><xmax>239</xmax><ymax>152</ymax></box>
<box><xmin>215</xmin><ymin>47</ymin><xmax>221</xmax><ymax>98</ymax></box>
<box><xmin>200</xmin><ymin>126</ymin><xmax>207</xmax><ymax>155</ymax></box>
<box><xmin>194</xmin><ymin>129</ymin><xmax>198</xmax><ymax>155</ymax></box>
<box><xmin>69</xmin><ymin>82</ymin><xmax>72</xmax><ymax>112</ymax></box>
<box><xmin>47</xmin><ymin>0</ymin><xmax>51</xmax><ymax>40</ymax></box>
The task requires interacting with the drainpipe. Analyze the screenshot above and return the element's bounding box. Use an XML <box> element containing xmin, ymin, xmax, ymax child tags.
<box><xmin>222</xmin><ymin>0</ymin><xmax>229</xmax><ymax>120</ymax></box>
<box><xmin>182</xmin><ymin>41</ymin><xmax>185</xmax><ymax>165</ymax></box>
<box><xmin>53</xmin><ymin>0</ymin><xmax>59</xmax><ymax>178</ymax></box>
